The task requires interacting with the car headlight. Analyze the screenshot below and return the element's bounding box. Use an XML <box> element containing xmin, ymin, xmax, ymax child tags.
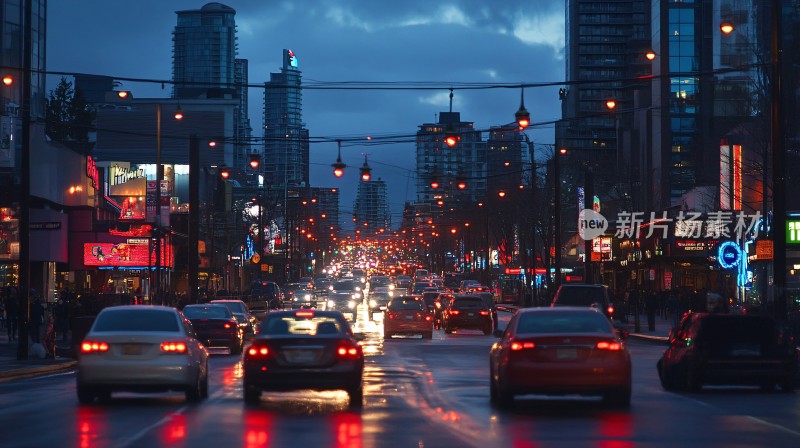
<box><xmin>352</xmin><ymin>293</ymin><xmax>361</xmax><ymax>299</ymax></box>
<box><xmin>361</xmin><ymin>277</ymin><xmax>366</xmax><ymax>283</ymax></box>
<box><xmin>303</xmin><ymin>294</ymin><xmax>312</xmax><ymax>301</ymax></box>
<box><xmin>328</xmin><ymin>285</ymin><xmax>334</xmax><ymax>290</ymax></box>
<box><xmin>355</xmin><ymin>286</ymin><xmax>361</xmax><ymax>291</ymax></box>
<box><xmin>388</xmin><ymin>291</ymin><xmax>394</xmax><ymax>297</ymax></box>
<box><xmin>328</xmin><ymin>300</ymin><xmax>335</xmax><ymax>307</ymax></box>
<box><xmin>389</xmin><ymin>284</ymin><xmax>395</xmax><ymax>290</ymax></box>
<box><xmin>293</xmin><ymin>297</ymin><xmax>298</xmax><ymax>301</ymax></box>
<box><xmin>348</xmin><ymin>301</ymin><xmax>356</xmax><ymax>309</ymax></box>
<box><xmin>370</xmin><ymin>300</ymin><xmax>377</xmax><ymax>307</ymax></box>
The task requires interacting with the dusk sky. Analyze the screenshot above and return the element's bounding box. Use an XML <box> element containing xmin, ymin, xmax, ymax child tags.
<box><xmin>47</xmin><ymin>0</ymin><xmax>566</xmax><ymax>227</ymax></box>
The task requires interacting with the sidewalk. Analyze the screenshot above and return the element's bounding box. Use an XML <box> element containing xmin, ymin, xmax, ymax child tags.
<box><xmin>0</xmin><ymin>326</ymin><xmax>77</xmax><ymax>382</ymax></box>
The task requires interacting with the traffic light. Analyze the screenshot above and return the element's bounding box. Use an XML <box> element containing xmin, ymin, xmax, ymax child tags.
<box><xmin>249</xmin><ymin>154</ymin><xmax>260</xmax><ymax>169</ymax></box>
<box><xmin>605</xmin><ymin>99</ymin><xmax>617</xmax><ymax>110</ymax></box>
<box><xmin>219</xmin><ymin>167</ymin><xmax>230</xmax><ymax>179</ymax></box>
<box><xmin>360</xmin><ymin>156</ymin><xmax>371</xmax><ymax>181</ymax></box>
<box><xmin>444</xmin><ymin>123</ymin><xmax>459</xmax><ymax>148</ymax></box>
<box><xmin>515</xmin><ymin>89</ymin><xmax>530</xmax><ymax>130</ymax></box>
<box><xmin>2</xmin><ymin>75</ymin><xmax>13</xmax><ymax>86</ymax></box>
<box><xmin>332</xmin><ymin>142</ymin><xmax>346</xmax><ymax>178</ymax></box>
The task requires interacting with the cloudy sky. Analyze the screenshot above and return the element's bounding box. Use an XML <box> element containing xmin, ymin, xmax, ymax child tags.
<box><xmin>47</xmin><ymin>0</ymin><xmax>566</xmax><ymax>227</ymax></box>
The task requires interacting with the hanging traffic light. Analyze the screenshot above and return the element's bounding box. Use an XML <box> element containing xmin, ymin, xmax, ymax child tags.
<box><xmin>332</xmin><ymin>141</ymin><xmax>347</xmax><ymax>178</ymax></box>
<box><xmin>456</xmin><ymin>173</ymin><xmax>467</xmax><ymax>190</ymax></box>
<box><xmin>444</xmin><ymin>122</ymin><xmax>459</xmax><ymax>148</ymax></box>
<box><xmin>249</xmin><ymin>153</ymin><xmax>260</xmax><ymax>169</ymax></box>
<box><xmin>605</xmin><ymin>99</ymin><xmax>617</xmax><ymax>110</ymax></box>
<box><xmin>219</xmin><ymin>167</ymin><xmax>230</xmax><ymax>179</ymax></box>
<box><xmin>515</xmin><ymin>88</ymin><xmax>530</xmax><ymax>129</ymax></box>
<box><xmin>2</xmin><ymin>75</ymin><xmax>13</xmax><ymax>86</ymax></box>
<box><xmin>360</xmin><ymin>155</ymin><xmax>372</xmax><ymax>181</ymax></box>
<box><xmin>173</xmin><ymin>105</ymin><xmax>184</xmax><ymax>120</ymax></box>
<box><xmin>430</xmin><ymin>176</ymin><xmax>439</xmax><ymax>189</ymax></box>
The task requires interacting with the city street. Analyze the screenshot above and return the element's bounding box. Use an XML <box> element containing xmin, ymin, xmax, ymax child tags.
<box><xmin>2</xmin><ymin>310</ymin><xmax>800</xmax><ymax>448</ymax></box>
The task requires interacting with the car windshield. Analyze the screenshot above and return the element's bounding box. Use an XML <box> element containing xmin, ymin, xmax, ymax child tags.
<box><xmin>182</xmin><ymin>305</ymin><xmax>231</xmax><ymax>319</ymax></box>
<box><xmin>334</xmin><ymin>280</ymin><xmax>355</xmax><ymax>291</ymax></box>
<box><xmin>452</xmin><ymin>298</ymin><xmax>485</xmax><ymax>309</ymax></box>
<box><xmin>93</xmin><ymin>309</ymin><xmax>180</xmax><ymax>332</ymax></box>
<box><xmin>212</xmin><ymin>301</ymin><xmax>248</xmax><ymax>314</ymax></box>
<box><xmin>389</xmin><ymin>298</ymin><xmax>425</xmax><ymax>311</ymax></box>
<box><xmin>260</xmin><ymin>315</ymin><xmax>346</xmax><ymax>336</ymax></box>
<box><xmin>370</xmin><ymin>277</ymin><xmax>391</xmax><ymax>287</ymax></box>
<box><xmin>517</xmin><ymin>312</ymin><xmax>613</xmax><ymax>334</ymax></box>
<box><xmin>554</xmin><ymin>287</ymin><xmax>606</xmax><ymax>306</ymax></box>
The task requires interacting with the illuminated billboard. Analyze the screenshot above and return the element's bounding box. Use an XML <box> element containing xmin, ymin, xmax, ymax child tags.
<box><xmin>84</xmin><ymin>242</ymin><xmax>173</xmax><ymax>268</ymax></box>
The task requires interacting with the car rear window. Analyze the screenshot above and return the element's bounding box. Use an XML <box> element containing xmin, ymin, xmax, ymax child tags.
<box><xmin>554</xmin><ymin>287</ymin><xmax>606</xmax><ymax>306</ymax></box>
<box><xmin>93</xmin><ymin>309</ymin><xmax>180</xmax><ymax>332</ymax></box>
<box><xmin>453</xmin><ymin>297</ymin><xmax>484</xmax><ymax>309</ymax></box>
<box><xmin>260</xmin><ymin>315</ymin><xmax>346</xmax><ymax>336</ymax></box>
<box><xmin>334</xmin><ymin>280</ymin><xmax>355</xmax><ymax>291</ymax></box>
<box><xmin>182</xmin><ymin>305</ymin><xmax>231</xmax><ymax>319</ymax></box>
<box><xmin>389</xmin><ymin>298</ymin><xmax>425</xmax><ymax>311</ymax></box>
<box><xmin>517</xmin><ymin>312</ymin><xmax>613</xmax><ymax>334</ymax></box>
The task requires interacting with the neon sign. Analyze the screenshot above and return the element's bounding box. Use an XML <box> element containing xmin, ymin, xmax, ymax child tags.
<box><xmin>86</xmin><ymin>156</ymin><xmax>99</xmax><ymax>189</ymax></box>
<box><xmin>717</xmin><ymin>241</ymin><xmax>742</xmax><ymax>269</ymax></box>
<box><xmin>84</xmin><ymin>242</ymin><xmax>173</xmax><ymax>268</ymax></box>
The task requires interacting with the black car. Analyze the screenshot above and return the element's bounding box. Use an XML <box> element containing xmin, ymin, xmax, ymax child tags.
<box><xmin>182</xmin><ymin>304</ymin><xmax>243</xmax><ymax>354</ymax></box>
<box><xmin>243</xmin><ymin>310</ymin><xmax>364</xmax><ymax>407</ymax></box>
<box><xmin>247</xmin><ymin>281</ymin><xmax>284</xmax><ymax>316</ymax></box>
<box><xmin>433</xmin><ymin>293</ymin><xmax>455</xmax><ymax>330</ymax></box>
<box><xmin>551</xmin><ymin>284</ymin><xmax>615</xmax><ymax>319</ymax></box>
<box><xmin>442</xmin><ymin>295</ymin><xmax>493</xmax><ymax>335</ymax></box>
<box><xmin>657</xmin><ymin>312</ymin><xmax>798</xmax><ymax>392</ymax></box>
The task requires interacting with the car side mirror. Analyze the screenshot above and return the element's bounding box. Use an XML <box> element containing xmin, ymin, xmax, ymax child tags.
<box><xmin>492</xmin><ymin>329</ymin><xmax>504</xmax><ymax>338</ymax></box>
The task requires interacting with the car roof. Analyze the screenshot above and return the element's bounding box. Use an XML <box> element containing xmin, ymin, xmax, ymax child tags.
<box><xmin>265</xmin><ymin>310</ymin><xmax>345</xmax><ymax>318</ymax></box>
<box><xmin>100</xmin><ymin>305</ymin><xmax>176</xmax><ymax>312</ymax></box>
<box><xmin>210</xmin><ymin>299</ymin><xmax>246</xmax><ymax>304</ymax></box>
<box><xmin>517</xmin><ymin>307</ymin><xmax>603</xmax><ymax>314</ymax></box>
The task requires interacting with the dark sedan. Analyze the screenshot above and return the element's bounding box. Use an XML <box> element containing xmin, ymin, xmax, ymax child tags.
<box><xmin>442</xmin><ymin>295</ymin><xmax>493</xmax><ymax>335</ymax></box>
<box><xmin>243</xmin><ymin>310</ymin><xmax>364</xmax><ymax>407</ymax></box>
<box><xmin>182</xmin><ymin>304</ymin><xmax>243</xmax><ymax>354</ymax></box>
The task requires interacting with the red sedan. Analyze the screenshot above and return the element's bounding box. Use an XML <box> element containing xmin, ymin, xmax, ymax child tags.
<box><xmin>489</xmin><ymin>307</ymin><xmax>631</xmax><ymax>408</ymax></box>
<box><xmin>384</xmin><ymin>296</ymin><xmax>433</xmax><ymax>339</ymax></box>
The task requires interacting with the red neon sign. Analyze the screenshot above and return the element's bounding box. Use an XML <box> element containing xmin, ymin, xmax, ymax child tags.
<box><xmin>86</xmin><ymin>156</ymin><xmax>99</xmax><ymax>190</ymax></box>
<box><xmin>84</xmin><ymin>242</ymin><xmax>173</xmax><ymax>268</ymax></box>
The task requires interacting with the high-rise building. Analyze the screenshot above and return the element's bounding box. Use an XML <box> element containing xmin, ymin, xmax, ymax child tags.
<box><xmin>486</xmin><ymin>126</ymin><xmax>526</xmax><ymax>197</ymax></box>
<box><xmin>415</xmin><ymin>112</ymin><xmax>486</xmax><ymax>205</ymax></box>
<box><xmin>354</xmin><ymin>179</ymin><xmax>390</xmax><ymax>235</ymax></box>
<box><xmin>263</xmin><ymin>49</ymin><xmax>309</xmax><ymax>190</ymax></box>
<box><xmin>234</xmin><ymin>58</ymin><xmax>252</xmax><ymax>169</ymax></box>
<box><xmin>172</xmin><ymin>2</ymin><xmax>238</xmax><ymax>99</ymax></box>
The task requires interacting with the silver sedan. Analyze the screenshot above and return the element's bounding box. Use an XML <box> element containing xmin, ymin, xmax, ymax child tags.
<box><xmin>76</xmin><ymin>305</ymin><xmax>209</xmax><ymax>404</ymax></box>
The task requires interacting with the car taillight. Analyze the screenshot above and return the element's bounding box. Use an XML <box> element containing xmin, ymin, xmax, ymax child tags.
<box><xmin>479</xmin><ymin>310</ymin><xmax>490</xmax><ymax>316</ymax></box>
<box><xmin>607</xmin><ymin>305</ymin><xmax>615</xmax><ymax>316</ymax></box>
<box><xmin>247</xmin><ymin>345</ymin><xmax>270</xmax><ymax>357</ymax></box>
<box><xmin>449</xmin><ymin>310</ymin><xmax>460</xmax><ymax>315</ymax></box>
<box><xmin>510</xmin><ymin>341</ymin><xmax>535</xmax><ymax>351</ymax></box>
<box><xmin>337</xmin><ymin>342</ymin><xmax>361</xmax><ymax>359</ymax></box>
<box><xmin>81</xmin><ymin>341</ymin><xmax>109</xmax><ymax>353</ymax></box>
<box><xmin>296</xmin><ymin>310</ymin><xmax>315</xmax><ymax>318</ymax></box>
<box><xmin>425</xmin><ymin>315</ymin><xmax>432</xmax><ymax>321</ymax></box>
<box><xmin>160</xmin><ymin>341</ymin><xmax>188</xmax><ymax>353</ymax></box>
<box><xmin>224</xmin><ymin>321</ymin><xmax>235</xmax><ymax>329</ymax></box>
<box><xmin>387</xmin><ymin>312</ymin><xmax>397</xmax><ymax>320</ymax></box>
<box><xmin>596</xmin><ymin>341</ymin><xmax>622</xmax><ymax>351</ymax></box>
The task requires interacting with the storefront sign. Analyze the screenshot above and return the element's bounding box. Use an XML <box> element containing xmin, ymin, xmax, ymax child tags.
<box><xmin>756</xmin><ymin>240</ymin><xmax>773</xmax><ymax>260</ymax></box>
<box><xmin>788</xmin><ymin>221</ymin><xmax>800</xmax><ymax>244</ymax></box>
<box><xmin>664</xmin><ymin>272</ymin><xmax>673</xmax><ymax>290</ymax></box>
<box><xmin>110</xmin><ymin>165</ymin><xmax>145</xmax><ymax>186</ymax></box>
<box><xmin>119</xmin><ymin>196</ymin><xmax>146</xmax><ymax>220</ymax></box>
<box><xmin>30</xmin><ymin>222</ymin><xmax>61</xmax><ymax>230</ymax></box>
<box><xmin>86</xmin><ymin>156</ymin><xmax>99</xmax><ymax>189</ymax></box>
<box><xmin>84</xmin><ymin>242</ymin><xmax>173</xmax><ymax>268</ymax></box>
<box><xmin>717</xmin><ymin>241</ymin><xmax>742</xmax><ymax>269</ymax></box>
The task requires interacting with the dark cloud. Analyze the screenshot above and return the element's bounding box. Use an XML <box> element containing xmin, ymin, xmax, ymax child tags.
<box><xmin>48</xmin><ymin>0</ymin><xmax>565</xmax><ymax>224</ymax></box>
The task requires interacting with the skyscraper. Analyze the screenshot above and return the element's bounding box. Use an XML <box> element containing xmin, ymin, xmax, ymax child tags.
<box><xmin>172</xmin><ymin>3</ymin><xmax>238</xmax><ymax>99</ymax></box>
<box><xmin>354</xmin><ymin>179</ymin><xmax>390</xmax><ymax>235</ymax></box>
<box><xmin>263</xmin><ymin>49</ymin><xmax>309</xmax><ymax>189</ymax></box>
<box><xmin>415</xmin><ymin>112</ymin><xmax>486</xmax><ymax>204</ymax></box>
<box><xmin>234</xmin><ymin>58</ymin><xmax>252</xmax><ymax>169</ymax></box>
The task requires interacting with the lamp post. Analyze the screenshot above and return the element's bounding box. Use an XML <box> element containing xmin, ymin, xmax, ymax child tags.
<box><xmin>16</xmin><ymin>0</ymin><xmax>32</xmax><ymax>359</ymax></box>
<box><xmin>769</xmin><ymin>0</ymin><xmax>786</xmax><ymax>319</ymax></box>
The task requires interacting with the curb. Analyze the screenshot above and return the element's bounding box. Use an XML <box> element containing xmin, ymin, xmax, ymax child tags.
<box><xmin>628</xmin><ymin>333</ymin><xmax>669</xmax><ymax>343</ymax></box>
<box><xmin>0</xmin><ymin>360</ymin><xmax>77</xmax><ymax>382</ymax></box>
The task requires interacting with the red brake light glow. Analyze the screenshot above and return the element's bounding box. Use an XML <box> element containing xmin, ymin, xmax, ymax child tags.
<box><xmin>479</xmin><ymin>310</ymin><xmax>490</xmax><ymax>316</ymax></box>
<box><xmin>449</xmin><ymin>310</ymin><xmax>460</xmax><ymax>315</ymax></box>
<box><xmin>596</xmin><ymin>341</ymin><xmax>622</xmax><ymax>351</ymax></box>
<box><xmin>296</xmin><ymin>310</ymin><xmax>315</xmax><ymax>318</ymax></box>
<box><xmin>160</xmin><ymin>342</ymin><xmax>188</xmax><ymax>353</ymax></box>
<box><xmin>247</xmin><ymin>346</ymin><xmax>269</xmax><ymax>357</ymax></box>
<box><xmin>81</xmin><ymin>341</ymin><xmax>109</xmax><ymax>353</ymax></box>
<box><xmin>510</xmin><ymin>341</ymin><xmax>535</xmax><ymax>351</ymax></box>
<box><xmin>224</xmin><ymin>322</ymin><xmax>233</xmax><ymax>329</ymax></box>
<box><xmin>337</xmin><ymin>343</ymin><xmax>361</xmax><ymax>358</ymax></box>
<box><xmin>425</xmin><ymin>315</ymin><xmax>432</xmax><ymax>321</ymax></box>
<box><xmin>607</xmin><ymin>305</ymin><xmax>615</xmax><ymax>315</ymax></box>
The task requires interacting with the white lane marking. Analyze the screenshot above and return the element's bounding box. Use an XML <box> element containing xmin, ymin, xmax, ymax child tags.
<box><xmin>117</xmin><ymin>405</ymin><xmax>189</xmax><ymax>448</ymax></box>
<box><xmin>674</xmin><ymin>393</ymin><xmax>800</xmax><ymax>438</ymax></box>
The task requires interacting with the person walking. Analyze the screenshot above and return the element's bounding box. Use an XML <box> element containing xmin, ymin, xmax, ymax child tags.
<box><xmin>4</xmin><ymin>286</ymin><xmax>18</xmax><ymax>341</ymax></box>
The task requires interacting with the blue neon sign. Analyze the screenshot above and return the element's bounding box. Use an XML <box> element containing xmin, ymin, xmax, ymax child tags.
<box><xmin>717</xmin><ymin>241</ymin><xmax>742</xmax><ymax>269</ymax></box>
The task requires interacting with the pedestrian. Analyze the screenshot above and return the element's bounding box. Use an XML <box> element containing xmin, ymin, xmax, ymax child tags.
<box><xmin>30</xmin><ymin>293</ymin><xmax>44</xmax><ymax>344</ymax></box>
<box><xmin>646</xmin><ymin>290</ymin><xmax>657</xmax><ymax>332</ymax></box>
<box><xmin>4</xmin><ymin>286</ymin><xmax>18</xmax><ymax>341</ymax></box>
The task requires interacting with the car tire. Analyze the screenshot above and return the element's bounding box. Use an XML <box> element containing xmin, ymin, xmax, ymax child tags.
<box><xmin>423</xmin><ymin>331</ymin><xmax>432</xmax><ymax>340</ymax></box>
<box><xmin>77</xmin><ymin>384</ymin><xmax>95</xmax><ymax>404</ymax></box>
<box><xmin>243</xmin><ymin>383</ymin><xmax>261</xmax><ymax>404</ymax></box>
<box><xmin>186</xmin><ymin>375</ymin><xmax>203</xmax><ymax>403</ymax></box>
<box><xmin>493</xmin><ymin>376</ymin><xmax>514</xmax><ymax>408</ymax></box>
<box><xmin>347</xmin><ymin>385</ymin><xmax>364</xmax><ymax>408</ymax></box>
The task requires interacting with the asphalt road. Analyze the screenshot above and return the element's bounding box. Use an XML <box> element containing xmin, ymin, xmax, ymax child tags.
<box><xmin>2</xmin><ymin>308</ymin><xmax>800</xmax><ymax>447</ymax></box>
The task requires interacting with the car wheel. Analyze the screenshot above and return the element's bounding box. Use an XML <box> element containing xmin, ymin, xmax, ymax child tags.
<box><xmin>604</xmin><ymin>386</ymin><xmax>631</xmax><ymax>408</ymax></box>
<box><xmin>186</xmin><ymin>375</ymin><xmax>203</xmax><ymax>403</ymax></box>
<box><xmin>494</xmin><ymin>376</ymin><xmax>514</xmax><ymax>408</ymax></box>
<box><xmin>423</xmin><ymin>331</ymin><xmax>433</xmax><ymax>340</ymax></box>
<box><xmin>243</xmin><ymin>382</ymin><xmax>261</xmax><ymax>404</ymax></box>
<box><xmin>77</xmin><ymin>384</ymin><xmax>95</xmax><ymax>404</ymax></box>
<box><xmin>347</xmin><ymin>385</ymin><xmax>364</xmax><ymax>408</ymax></box>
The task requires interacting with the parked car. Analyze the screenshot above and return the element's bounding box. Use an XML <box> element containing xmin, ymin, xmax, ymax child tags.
<box><xmin>490</xmin><ymin>307</ymin><xmax>631</xmax><ymax>408</ymax></box>
<box><xmin>243</xmin><ymin>310</ymin><xmax>364</xmax><ymax>407</ymax></box>
<box><xmin>182</xmin><ymin>304</ymin><xmax>243</xmax><ymax>354</ymax></box>
<box><xmin>551</xmin><ymin>284</ymin><xmax>614</xmax><ymax>320</ymax></box>
<box><xmin>77</xmin><ymin>306</ymin><xmax>209</xmax><ymax>404</ymax></box>
<box><xmin>384</xmin><ymin>296</ymin><xmax>433</xmax><ymax>339</ymax></box>
<box><xmin>657</xmin><ymin>312</ymin><xmax>797</xmax><ymax>392</ymax></box>
<box><xmin>442</xmin><ymin>295</ymin><xmax>493</xmax><ymax>335</ymax></box>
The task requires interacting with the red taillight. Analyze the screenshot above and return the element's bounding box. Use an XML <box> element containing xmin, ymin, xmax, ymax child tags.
<box><xmin>607</xmin><ymin>305</ymin><xmax>615</xmax><ymax>316</ymax></box>
<box><xmin>224</xmin><ymin>322</ymin><xmax>233</xmax><ymax>329</ymax></box>
<box><xmin>449</xmin><ymin>310</ymin><xmax>460</xmax><ymax>315</ymax></box>
<box><xmin>479</xmin><ymin>310</ymin><xmax>489</xmax><ymax>316</ymax></box>
<box><xmin>596</xmin><ymin>341</ymin><xmax>622</xmax><ymax>351</ymax></box>
<box><xmin>510</xmin><ymin>341</ymin><xmax>535</xmax><ymax>351</ymax></box>
<box><xmin>337</xmin><ymin>342</ymin><xmax>361</xmax><ymax>358</ymax></box>
<box><xmin>296</xmin><ymin>310</ymin><xmax>315</xmax><ymax>318</ymax></box>
<box><xmin>160</xmin><ymin>341</ymin><xmax>188</xmax><ymax>353</ymax></box>
<box><xmin>387</xmin><ymin>312</ymin><xmax>397</xmax><ymax>320</ymax></box>
<box><xmin>247</xmin><ymin>346</ymin><xmax>270</xmax><ymax>357</ymax></box>
<box><xmin>81</xmin><ymin>341</ymin><xmax>109</xmax><ymax>353</ymax></box>
<box><xmin>425</xmin><ymin>315</ymin><xmax>432</xmax><ymax>321</ymax></box>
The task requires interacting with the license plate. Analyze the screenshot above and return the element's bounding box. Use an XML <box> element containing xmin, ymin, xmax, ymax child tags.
<box><xmin>468</xmin><ymin>313</ymin><xmax>475</xmax><ymax>317</ymax></box>
<box><xmin>122</xmin><ymin>344</ymin><xmax>142</xmax><ymax>355</ymax></box>
<box><xmin>285</xmin><ymin>350</ymin><xmax>317</xmax><ymax>363</ymax></box>
<box><xmin>556</xmin><ymin>348</ymin><xmax>577</xmax><ymax>359</ymax></box>
<box><xmin>405</xmin><ymin>315</ymin><xmax>414</xmax><ymax>320</ymax></box>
